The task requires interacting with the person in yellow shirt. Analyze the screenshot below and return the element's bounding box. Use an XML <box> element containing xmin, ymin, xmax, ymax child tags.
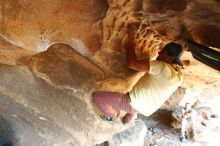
<box><xmin>93</xmin><ymin>27</ymin><xmax>183</xmax><ymax>124</ymax></box>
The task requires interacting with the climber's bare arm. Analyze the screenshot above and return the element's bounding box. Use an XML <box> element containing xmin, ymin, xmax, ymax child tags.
<box><xmin>125</xmin><ymin>43</ymin><xmax>149</xmax><ymax>72</ymax></box>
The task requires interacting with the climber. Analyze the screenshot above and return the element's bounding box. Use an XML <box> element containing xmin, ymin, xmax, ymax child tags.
<box><xmin>180</xmin><ymin>102</ymin><xmax>195</xmax><ymax>142</ymax></box>
<box><xmin>92</xmin><ymin>25</ymin><xmax>184</xmax><ymax>124</ymax></box>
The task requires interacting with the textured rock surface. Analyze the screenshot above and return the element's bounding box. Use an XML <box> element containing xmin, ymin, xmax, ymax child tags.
<box><xmin>0</xmin><ymin>43</ymin><xmax>133</xmax><ymax>146</ymax></box>
<box><xmin>0</xmin><ymin>0</ymin><xmax>219</xmax><ymax>146</ymax></box>
<box><xmin>0</xmin><ymin>0</ymin><xmax>108</xmax><ymax>52</ymax></box>
<box><xmin>108</xmin><ymin>120</ymin><xmax>147</xmax><ymax>146</ymax></box>
<box><xmin>142</xmin><ymin>0</ymin><xmax>220</xmax><ymax>48</ymax></box>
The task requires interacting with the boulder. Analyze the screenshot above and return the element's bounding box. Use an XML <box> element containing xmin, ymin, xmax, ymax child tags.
<box><xmin>108</xmin><ymin>119</ymin><xmax>147</xmax><ymax>146</ymax></box>
<box><xmin>0</xmin><ymin>43</ymin><xmax>134</xmax><ymax>146</ymax></box>
<box><xmin>0</xmin><ymin>0</ymin><xmax>220</xmax><ymax>145</ymax></box>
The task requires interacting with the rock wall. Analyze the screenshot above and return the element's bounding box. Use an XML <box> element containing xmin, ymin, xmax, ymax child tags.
<box><xmin>0</xmin><ymin>0</ymin><xmax>108</xmax><ymax>53</ymax></box>
<box><xmin>0</xmin><ymin>0</ymin><xmax>219</xmax><ymax>146</ymax></box>
<box><xmin>0</xmin><ymin>42</ymin><xmax>136</xmax><ymax>146</ymax></box>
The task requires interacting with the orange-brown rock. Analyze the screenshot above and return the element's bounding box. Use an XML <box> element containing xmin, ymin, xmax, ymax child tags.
<box><xmin>0</xmin><ymin>0</ymin><xmax>108</xmax><ymax>53</ymax></box>
<box><xmin>0</xmin><ymin>0</ymin><xmax>219</xmax><ymax>145</ymax></box>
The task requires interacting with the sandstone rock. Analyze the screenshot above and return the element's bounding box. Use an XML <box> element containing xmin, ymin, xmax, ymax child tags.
<box><xmin>0</xmin><ymin>43</ymin><xmax>135</xmax><ymax>146</ymax></box>
<box><xmin>181</xmin><ymin>52</ymin><xmax>220</xmax><ymax>102</ymax></box>
<box><xmin>0</xmin><ymin>36</ymin><xmax>35</xmax><ymax>65</ymax></box>
<box><xmin>142</xmin><ymin>0</ymin><xmax>187</xmax><ymax>13</ymax></box>
<box><xmin>108</xmin><ymin>119</ymin><xmax>147</xmax><ymax>146</ymax></box>
<box><xmin>161</xmin><ymin>87</ymin><xmax>186</xmax><ymax>110</ymax></box>
<box><xmin>0</xmin><ymin>0</ymin><xmax>108</xmax><ymax>52</ymax></box>
<box><xmin>0</xmin><ymin>113</ymin><xmax>48</xmax><ymax>146</ymax></box>
<box><xmin>0</xmin><ymin>0</ymin><xmax>220</xmax><ymax>146</ymax></box>
<box><xmin>183</xmin><ymin>1</ymin><xmax>220</xmax><ymax>48</ymax></box>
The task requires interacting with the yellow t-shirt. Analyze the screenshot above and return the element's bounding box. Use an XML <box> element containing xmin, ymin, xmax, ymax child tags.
<box><xmin>129</xmin><ymin>60</ymin><xmax>183</xmax><ymax>116</ymax></box>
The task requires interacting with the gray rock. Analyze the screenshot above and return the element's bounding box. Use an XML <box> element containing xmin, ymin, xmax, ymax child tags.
<box><xmin>0</xmin><ymin>44</ymin><xmax>132</xmax><ymax>146</ymax></box>
<box><xmin>108</xmin><ymin>119</ymin><xmax>147</xmax><ymax>146</ymax></box>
